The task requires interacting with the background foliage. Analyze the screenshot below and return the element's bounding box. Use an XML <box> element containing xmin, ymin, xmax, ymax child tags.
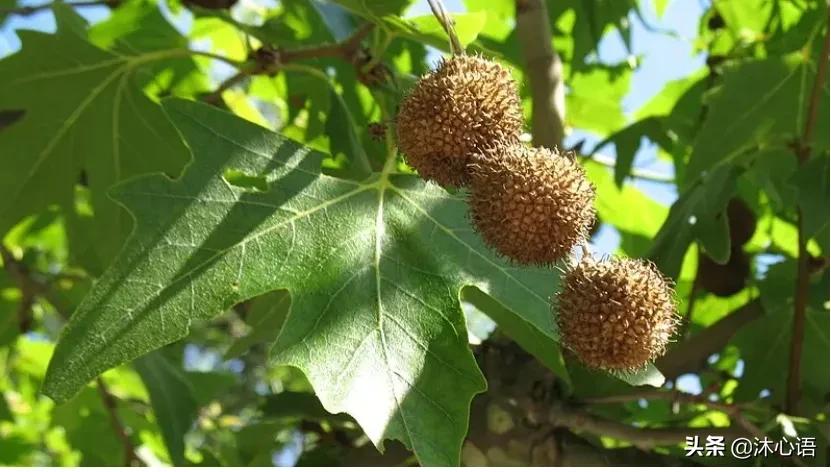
<box><xmin>0</xmin><ymin>0</ymin><xmax>828</xmax><ymax>466</ymax></box>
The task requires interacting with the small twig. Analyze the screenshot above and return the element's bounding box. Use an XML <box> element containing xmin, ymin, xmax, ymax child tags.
<box><xmin>202</xmin><ymin>23</ymin><xmax>376</xmax><ymax>103</ymax></box>
<box><xmin>549</xmin><ymin>401</ymin><xmax>746</xmax><ymax>450</ymax></box>
<box><xmin>97</xmin><ymin>378</ymin><xmax>145</xmax><ymax>466</ymax></box>
<box><xmin>279</xmin><ymin>23</ymin><xmax>374</xmax><ymax>63</ymax></box>
<box><xmin>203</xmin><ymin>71</ymin><xmax>248</xmax><ymax>105</ymax></box>
<box><xmin>785</xmin><ymin>31</ymin><xmax>829</xmax><ymax>415</ymax></box>
<box><xmin>656</xmin><ymin>299</ymin><xmax>763</xmax><ymax>378</ymax></box>
<box><xmin>580</xmin><ymin>390</ymin><xmax>765</xmax><ymax>439</ymax></box>
<box><xmin>426</xmin><ymin>0</ymin><xmax>463</xmax><ymax>55</ymax></box>
<box><xmin>0</xmin><ymin>0</ymin><xmax>116</xmax><ymax>16</ymax></box>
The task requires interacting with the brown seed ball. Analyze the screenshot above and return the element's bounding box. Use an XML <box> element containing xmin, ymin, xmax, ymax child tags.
<box><xmin>396</xmin><ymin>55</ymin><xmax>523</xmax><ymax>187</ymax></box>
<box><xmin>726</xmin><ymin>197</ymin><xmax>756</xmax><ymax>246</ymax></box>
<box><xmin>468</xmin><ymin>143</ymin><xmax>596</xmax><ymax>265</ymax></box>
<box><xmin>697</xmin><ymin>250</ymin><xmax>750</xmax><ymax>297</ymax></box>
<box><xmin>556</xmin><ymin>257</ymin><xmax>679</xmax><ymax>371</ymax></box>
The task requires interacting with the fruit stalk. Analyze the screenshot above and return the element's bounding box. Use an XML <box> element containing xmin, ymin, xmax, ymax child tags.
<box><xmin>426</xmin><ymin>0</ymin><xmax>464</xmax><ymax>55</ymax></box>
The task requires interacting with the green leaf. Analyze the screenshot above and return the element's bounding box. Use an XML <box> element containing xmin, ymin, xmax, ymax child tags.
<box><xmin>134</xmin><ymin>351</ymin><xmax>198</xmax><ymax>466</ymax></box>
<box><xmin>89</xmin><ymin>0</ymin><xmax>186</xmax><ymax>52</ymax></box>
<box><xmin>613</xmin><ymin>365</ymin><xmax>665</xmax><ymax>388</ymax></box>
<box><xmin>686</xmin><ymin>52</ymin><xmax>827</xmax><ymax>182</ymax></box>
<box><xmin>184</xmin><ymin>371</ymin><xmax>237</xmax><ymax>406</ymax></box>
<box><xmin>41</xmin><ymin>99</ymin><xmax>580</xmax><ymax>465</ymax></box>
<box><xmin>635</xmin><ymin>71</ymin><xmax>707</xmax><ymax>121</ymax></box>
<box><xmin>566</xmin><ymin>64</ymin><xmax>631</xmax><ymax>135</ymax></box>
<box><xmin>461</xmin><ymin>286</ymin><xmax>570</xmax><ymax>384</ymax></box>
<box><xmin>584</xmin><ymin>161</ymin><xmax>668</xmax><ymax>244</ymax></box>
<box><xmin>648</xmin><ymin>162</ymin><xmax>742</xmax><ymax>278</ymax></box>
<box><xmin>547</xmin><ymin>0</ymin><xmax>635</xmax><ymax>68</ymax></box>
<box><xmin>262</xmin><ymin>390</ymin><xmax>337</xmax><ymax>421</ymax></box>
<box><xmin>744</xmin><ymin>148</ymin><xmax>799</xmax><ymax>212</ymax></box>
<box><xmin>731</xmin><ymin>262</ymin><xmax>829</xmax><ymax>414</ymax></box>
<box><xmin>88</xmin><ymin>0</ymin><xmax>206</xmax><ymax>96</ymax></box>
<box><xmin>226</xmin><ymin>290</ymin><xmax>291</xmax><ymax>358</ymax></box>
<box><xmin>395</xmin><ymin>12</ymin><xmax>488</xmax><ymax>49</ymax></box>
<box><xmin>791</xmin><ymin>154</ymin><xmax>830</xmax><ymax>240</ymax></box>
<box><xmin>0</xmin><ymin>5</ymin><xmax>189</xmax><ymax>270</ymax></box>
<box><xmin>325</xmin><ymin>89</ymin><xmax>372</xmax><ymax>178</ymax></box>
<box><xmin>51</xmin><ymin>386</ymin><xmax>126</xmax><ymax>465</ymax></box>
<box><xmin>591</xmin><ymin>117</ymin><xmax>673</xmax><ymax>186</ymax></box>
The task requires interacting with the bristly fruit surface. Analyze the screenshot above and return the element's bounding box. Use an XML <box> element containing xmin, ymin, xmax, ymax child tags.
<box><xmin>396</xmin><ymin>54</ymin><xmax>523</xmax><ymax>187</ymax></box>
<box><xmin>555</xmin><ymin>257</ymin><xmax>679</xmax><ymax>371</ymax></box>
<box><xmin>468</xmin><ymin>143</ymin><xmax>596</xmax><ymax>265</ymax></box>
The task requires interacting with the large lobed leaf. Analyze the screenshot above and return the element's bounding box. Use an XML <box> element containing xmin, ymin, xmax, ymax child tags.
<box><xmin>649</xmin><ymin>48</ymin><xmax>828</xmax><ymax>278</ymax></box>
<box><xmin>0</xmin><ymin>4</ymin><xmax>191</xmax><ymax>271</ymax></box>
<box><xmin>42</xmin><ymin>99</ymin><xmax>575</xmax><ymax>465</ymax></box>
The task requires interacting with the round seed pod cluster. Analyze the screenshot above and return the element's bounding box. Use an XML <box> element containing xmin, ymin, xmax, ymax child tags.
<box><xmin>555</xmin><ymin>257</ymin><xmax>679</xmax><ymax>371</ymax></box>
<box><xmin>396</xmin><ymin>52</ymin><xmax>679</xmax><ymax>371</ymax></box>
<box><xmin>397</xmin><ymin>54</ymin><xmax>596</xmax><ymax>266</ymax></box>
<box><xmin>697</xmin><ymin>198</ymin><xmax>756</xmax><ymax>297</ymax></box>
<box><xmin>396</xmin><ymin>54</ymin><xmax>524</xmax><ymax>187</ymax></box>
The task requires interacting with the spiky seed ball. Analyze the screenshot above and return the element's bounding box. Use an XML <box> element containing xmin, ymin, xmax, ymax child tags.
<box><xmin>396</xmin><ymin>55</ymin><xmax>523</xmax><ymax>187</ymax></box>
<box><xmin>556</xmin><ymin>257</ymin><xmax>679</xmax><ymax>371</ymax></box>
<box><xmin>726</xmin><ymin>197</ymin><xmax>756</xmax><ymax>246</ymax></box>
<box><xmin>468</xmin><ymin>143</ymin><xmax>596</xmax><ymax>265</ymax></box>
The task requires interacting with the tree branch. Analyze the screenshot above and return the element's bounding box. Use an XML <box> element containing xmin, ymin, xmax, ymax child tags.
<box><xmin>203</xmin><ymin>23</ymin><xmax>376</xmax><ymax>103</ymax></box>
<box><xmin>550</xmin><ymin>402</ymin><xmax>745</xmax><ymax>450</ymax></box>
<box><xmin>656</xmin><ymin>299</ymin><xmax>763</xmax><ymax>378</ymax></box>
<box><xmin>580</xmin><ymin>390</ymin><xmax>765</xmax><ymax>439</ymax></box>
<box><xmin>515</xmin><ymin>0</ymin><xmax>566</xmax><ymax>150</ymax></box>
<box><xmin>97</xmin><ymin>378</ymin><xmax>145</xmax><ymax>466</ymax></box>
<box><xmin>278</xmin><ymin>23</ymin><xmax>374</xmax><ymax>63</ymax></box>
<box><xmin>0</xmin><ymin>0</ymin><xmax>117</xmax><ymax>16</ymax></box>
<box><xmin>785</xmin><ymin>31</ymin><xmax>829</xmax><ymax>415</ymax></box>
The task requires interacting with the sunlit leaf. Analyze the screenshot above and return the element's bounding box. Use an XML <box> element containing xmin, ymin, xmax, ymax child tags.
<box><xmin>0</xmin><ymin>5</ymin><xmax>189</xmax><ymax>271</ymax></box>
<box><xmin>42</xmin><ymin>99</ymin><xmax>580</xmax><ymax>465</ymax></box>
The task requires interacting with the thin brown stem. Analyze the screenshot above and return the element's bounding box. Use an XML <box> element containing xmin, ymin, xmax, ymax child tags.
<box><xmin>785</xmin><ymin>31</ymin><xmax>829</xmax><ymax>415</ymax></box>
<box><xmin>97</xmin><ymin>378</ymin><xmax>145</xmax><ymax>466</ymax></box>
<box><xmin>657</xmin><ymin>299</ymin><xmax>763</xmax><ymax>378</ymax></box>
<box><xmin>426</xmin><ymin>0</ymin><xmax>463</xmax><ymax>55</ymax></box>
<box><xmin>203</xmin><ymin>71</ymin><xmax>248</xmax><ymax>105</ymax></box>
<box><xmin>580</xmin><ymin>389</ymin><xmax>764</xmax><ymax>438</ymax></box>
<box><xmin>797</xmin><ymin>35</ymin><xmax>829</xmax><ymax>162</ymax></box>
<box><xmin>279</xmin><ymin>23</ymin><xmax>374</xmax><ymax>63</ymax></box>
<box><xmin>203</xmin><ymin>23</ymin><xmax>375</xmax><ymax>103</ymax></box>
<box><xmin>549</xmin><ymin>401</ymin><xmax>746</xmax><ymax>450</ymax></box>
